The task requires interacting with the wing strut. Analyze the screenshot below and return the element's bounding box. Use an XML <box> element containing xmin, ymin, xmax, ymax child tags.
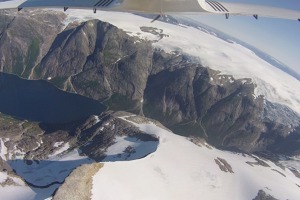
<box><xmin>151</xmin><ymin>14</ymin><xmax>162</xmax><ymax>23</ymax></box>
<box><xmin>151</xmin><ymin>0</ymin><xmax>165</xmax><ymax>23</ymax></box>
<box><xmin>225</xmin><ymin>13</ymin><xmax>229</xmax><ymax>19</ymax></box>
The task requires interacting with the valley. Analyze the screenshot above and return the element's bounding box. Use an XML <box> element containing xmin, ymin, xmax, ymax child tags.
<box><xmin>0</xmin><ymin>9</ymin><xmax>299</xmax><ymax>200</ymax></box>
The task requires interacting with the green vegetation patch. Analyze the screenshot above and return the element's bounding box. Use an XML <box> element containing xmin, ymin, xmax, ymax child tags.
<box><xmin>22</xmin><ymin>38</ymin><xmax>40</xmax><ymax>78</ymax></box>
<box><xmin>0</xmin><ymin>112</ymin><xmax>20</xmax><ymax>126</ymax></box>
<box><xmin>102</xmin><ymin>50</ymin><xmax>119</xmax><ymax>64</ymax></box>
<box><xmin>143</xmin><ymin>103</ymin><xmax>184</xmax><ymax>126</ymax></box>
<box><xmin>12</xmin><ymin>53</ymin><xmax>24</xmax><ymax>76</ymax></box>
<box><xmin>170</xmin><ymin>121</ymin><xmax>205</xmax><ymax>137</ymax></box>
<box><xmin>21</xmin><ymin>121</ymin><xmax>42</xmax><ymax>134</ymax></box>
<box><xmin>104</xmin><ymin>93</ymin><xmax>139</xmax><ymax>113</ymax></box>
<box><xmin>49</xmin><ymin>76</ymin><xmax>68</xmax><ymax>89</ymax></box>
<box><xmin>32</xmin><ymin>64</ymin><xmax>42</xmax><ymax>78</ymax></box>
<box><xmin>80</xmin><ymin>80</ymin><xmax>100</xmax><ymax>91</ymax></box>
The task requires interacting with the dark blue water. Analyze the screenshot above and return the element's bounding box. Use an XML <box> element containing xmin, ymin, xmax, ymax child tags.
<box><xmin>0</xmin><ymin>73</ymin><xmax>106</xmax><ymax>123</ymax></box>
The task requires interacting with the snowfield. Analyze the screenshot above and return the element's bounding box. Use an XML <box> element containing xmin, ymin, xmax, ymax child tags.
<box><xmin>91</xmin><ymin>116</ymin><xmax>300</xmax><ymax>200</ymax></box>
<box><xmin>0</xmin><ymin>171</ymin><xmax>36</xmax><ymax>200</ymax></box>
<box><xmin>102</xmin><ymin>135</ymin><xmax>158</xmax><ymax>161</ymax></box>
<box><xmin>0</xmin><ymin>138</ymin><xmax>8</xmax><ymax>161</ymax></box>
<box><xmin>63</xmin><ymin>10</ymin><xmax>300</xmax><ymax>115</ymax></box>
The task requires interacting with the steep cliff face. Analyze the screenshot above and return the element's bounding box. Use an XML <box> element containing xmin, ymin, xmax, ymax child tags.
<box><xmin>0</xmin><ymin>9</ymin><xmax>65</xmax><ymax>78</ymax></box>
<box><xmin>145</xmin><ymin>52</ymin><xmax>272</xmax><ymax>152</ymax></box>
<box><xmin>0</xmin><ymin>111</ymin><xmax>158</xmax><ymax>198</ymax></box>
<box><xmin>36</xmin><ymin>19</ymin><xmax>153</xmax><ymax>104</ymax></box>
<box><xmin>0</xmin><ymin>10</ymin><xmax>299</xmax><ymax>154</ymax></box>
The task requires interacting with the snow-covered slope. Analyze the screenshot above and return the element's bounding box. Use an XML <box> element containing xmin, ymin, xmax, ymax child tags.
<box><xmin>0</xmin><ymin>171</ymin><xmax>35</xmax><ymax>200</ymax></box>
<box><xmin>2</xmin><ymin>114</ymin><xmax>299</xmax><ymax>200</ymax></box>
<box><xmin>63</xmin><ymin>10</ymin><xmax>300</xmax><ymax>115</ymax></box>
<box><xmin>91</xmin><ymin>116</ymin><xmax>300</xmax><ymax>200</ymax></box>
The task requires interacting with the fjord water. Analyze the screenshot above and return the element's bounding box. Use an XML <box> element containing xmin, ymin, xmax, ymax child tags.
<box><xmin>0</xmin><ymin>73</ymin><xmax>106</xmax><ymax>123</ymax></box>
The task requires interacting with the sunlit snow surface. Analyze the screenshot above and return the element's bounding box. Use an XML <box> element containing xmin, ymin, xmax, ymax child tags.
<box><xmin>0</xmin><ymin>138</ymin><xmax>8</xmax><ymax>160</ymax></box>
<box><xmin>0</xmin><ymin>171</ymin><xmax>35</xmax><ymax>200</ymax></box>
<box><xmin>92</xmin><ymin>117</ymin><xmax>300</xmax><ymax>200</ymax></box>
<box><xmin>63</xmin><ymin>10</ymin><xmax>300</xmax><ymax>115</ymax></box>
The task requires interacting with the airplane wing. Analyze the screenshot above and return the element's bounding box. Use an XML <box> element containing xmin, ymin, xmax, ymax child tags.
<box><xmin>0</xmin><ymin>0</ymin><xmax>299</xmax><ymax>21</ymax></box>
<box><xmin>0</xmin><ymin>0</ymin><xmax>207</xmax><ymax>13</ymax></box>
<box><xmin>201</xmin><ymin>0</ymin><xmax>300</xmax><ymax>20</ymax></box>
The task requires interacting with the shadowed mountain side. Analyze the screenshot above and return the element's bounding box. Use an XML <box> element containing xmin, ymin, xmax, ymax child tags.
<box><xmin>7</xmin><ymin>158</ymin><xmax>93</xmax><ymax>200</ymax></box>
<box><xmin>0</xmin><ymin>73</ymin><xmax>107</xmax><ymax>123</ymax></box>
<box><xmin>101</xmin><ymin>134</ymin><xmax>159</xmax><ymax>161</ymax></box>
<box><xmin>267</xmin><ymin>126</ymin><xmax>300</xmax><ymax>155</ymax></box>
<box><xmin>5</xmin><ymin>134</ymin><xmax>159</xmax><ymax>199</ymax></box>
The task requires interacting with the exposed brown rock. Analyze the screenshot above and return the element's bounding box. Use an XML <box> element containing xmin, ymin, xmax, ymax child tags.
<box><xmin>53</xmin><ymin>163</ymin><xmax>103</xmax><ymax>200</ymax></box>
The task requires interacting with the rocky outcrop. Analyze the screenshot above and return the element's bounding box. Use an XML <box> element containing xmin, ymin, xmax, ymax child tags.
<box><xmin>36</xmin><ymin>19</ymin><xmax>153</xmax><ymax>105</ymax></box>
<box><xmin>0</xmin><ymin>112</ymin><xmax>71</xmax><ymax>161</ymax></box>
<box><xmin>0</xmin><ymin>111</ymin><xmax>157</xmax><ymax>199</ymax></box>
<box><xmin>253</xmin><ymin>190</ymin><xmax>278</xmax><ymax>200</ymax></box>
<box><xmin>0</xmin><ymin>111</ymin><xmax>157</xmax><ymax>162</ymax></box>
<box><xmin>53</xmin><ymin>163</ymin><xmax>103</xmax><ymax>200</ymax></box>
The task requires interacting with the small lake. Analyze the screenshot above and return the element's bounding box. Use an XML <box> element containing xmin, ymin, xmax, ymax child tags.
<box><xmin>0</xmin><ymin>72</ymin><xmax>106</xmax><ymax>123</ymax></box>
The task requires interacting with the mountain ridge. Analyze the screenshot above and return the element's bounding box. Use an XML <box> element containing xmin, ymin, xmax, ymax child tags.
<box><xmin>0</xmin><ymin>9</ymin><xmax>299</xmax><ymax>155</ymax></box>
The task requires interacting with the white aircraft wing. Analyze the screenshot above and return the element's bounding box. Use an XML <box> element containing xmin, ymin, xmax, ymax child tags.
<box><xmin>0</xmin><ymin>0</ymin><xmax>207</xmax><ymax>13</ymax></box>
<box><xmin>201</xmin><ymin>0</ymin><xmax>300</xmax><ymax>20</ymax></box>
<box><xmin>0</xmin><ymin>0</ymin><xmax>299</xmax><ymax>21</ymax></box>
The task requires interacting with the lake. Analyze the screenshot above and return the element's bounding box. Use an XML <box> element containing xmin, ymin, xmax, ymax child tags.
<box><xmin>0</xmin><ymin>72</ymin><xmax>106</xmax><ymax>123</ymax></box>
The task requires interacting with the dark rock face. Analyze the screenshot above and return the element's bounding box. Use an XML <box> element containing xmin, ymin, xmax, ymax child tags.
<box><xmin>0</xmin><ymin>9</ymin><xmax>66</xmax><ymax>78</ymax></box>
<box><xmin>0</xmin><ymin>10</ymin><xmax>299</xmax><ymax>155</ymax></box>
<box><xmin>253</xmin><ymin>190</ymin><xmax>278</xmax><ymax>200</ymax></box>
<box><xmin>0</xmin><ymin>111</ymin><xmax>157</xmax><ymax>162</ymax></box>
<box><xmin>146</xmin><ymin>51</ymin><xmax>300</xmax><ymax>153</ymax></box>
<box><xmin>36</xmin><ymin>19</ymin><xmax>153</xmax><ymax>104</ymax></box>
<box><xmin>0</xmin><ymin>111</ymin><xmax>158</xmax><ymax>195</ymax></box>
<box><xmin>73</xmin><ymin>112</ymin><xmax>158</xmax><ymax>161</ymax></box>
<box><xmin>0</xmin><ymin>112</ymin><xmax>71</xmax><ymax>161</ymax></box>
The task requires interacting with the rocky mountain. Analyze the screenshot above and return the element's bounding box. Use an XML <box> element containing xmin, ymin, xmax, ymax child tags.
<box><xmin>0</xmin><ymin>110</ymin><xmax>158</xmax><ymax>162</ymax></box>
<box><xmin>50</xmin><ymin>115</ymin><xmax>300</xmax><ymax>200</ymax></box>
<box><xmin>2</xmin><ymin>112</ymin><xmax>299</xmax><ymax>200</ymax></box>
<box><xmin>0</xmin><ymin>9</ymin><xmax>66</xmax><ymax>78</ymax></box>
<box><xmin>0</xmin><ymin>9</ymin><xmax>299</xmax><ymax>155</ymax></box>
<box><xmin>0</xmin><ymin>111</ymin><xmax>159</xmax><ymax>198</ymax></box>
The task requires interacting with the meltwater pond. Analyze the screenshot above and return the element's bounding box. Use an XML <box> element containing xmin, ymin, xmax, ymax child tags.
<box><xmin>0</xmin><ymin>73</ymin><xmax>106</xmax><ymax>123</ymax></box>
